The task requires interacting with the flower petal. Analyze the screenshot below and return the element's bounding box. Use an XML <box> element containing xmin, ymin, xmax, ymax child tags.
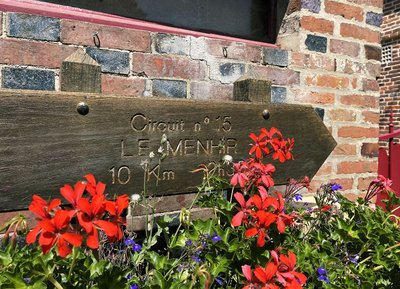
<box><xmin>62</xmin><ymin>232</ymin><xmax>82</xmax><ymax>247</ymax></box>
<box><xmin>242</xmin><ymin>265</ymin><xmax>252</xmax><ymax>281</ymax></box>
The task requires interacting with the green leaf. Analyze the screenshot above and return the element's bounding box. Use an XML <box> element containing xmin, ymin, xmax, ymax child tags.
<box><xmin>146</xmin><ymin>251</ymin><xmax>167</xmax><ymax>270</ymax></box>
<box><xmin>0</xmin><ymin>251</ymin><xmax>12</xmax><ymax>266</ymax></box>
<box><xmin>3</xmin><ymin>272</ymin><xmax>28</xmax><ymax>288</ymax></box>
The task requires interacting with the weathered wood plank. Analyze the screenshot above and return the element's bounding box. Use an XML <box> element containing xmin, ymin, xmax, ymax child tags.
<box><xmin>0</xmin><ymin>89</ymin><xmax>336</xmax><ymax>211</ymax></box>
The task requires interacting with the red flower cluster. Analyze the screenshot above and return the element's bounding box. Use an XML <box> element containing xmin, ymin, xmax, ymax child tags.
<box><xmin>26</xmin><ymin>174</ymin><xmax>128</xmax><ymax>257</ymax></box>
<box><xmin>242</xmin><ymin>251</ymin><xmax>307</xmax><ymax>289</ymax></box>
<box><xmin>232</xmin><ymin>190</ymin><xmax>294</xmax><ymax>247</ymax></box>
<box><xmin>231</xmin><ymin>128</ymin><xmax>294</xmax><ymax>191</ymax></box>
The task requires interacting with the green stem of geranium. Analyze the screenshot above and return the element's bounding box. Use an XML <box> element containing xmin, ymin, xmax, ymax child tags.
<box><xmin>358</xmin><ymin>242</ymin><xmax>400</xmax><ymax>265</ymax></box>
<box><xmin>48</xmin><ymin>275</ymin><xmax>64</xmax><ymax>289</ymax></box>
<box><xmin>68</xmin><ymin>247</ymin><xmax>78</xmax><ymax>281</ymax></box>
<box><xmin>39</xmin><ymin>256</ymin><xmax>64</xmax><ymax>289</ymax></box>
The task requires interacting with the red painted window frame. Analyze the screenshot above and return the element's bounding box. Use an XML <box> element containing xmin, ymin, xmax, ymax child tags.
<box><xmin>0</xmin><ymin>0</ymin><xmax>277</xmax><ymax>48</ymax></box>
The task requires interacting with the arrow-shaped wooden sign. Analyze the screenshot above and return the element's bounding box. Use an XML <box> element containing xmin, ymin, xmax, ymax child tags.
<box><xmin>0</xmin><ymin>89</ymin><xmax>336</xmax><ymax>211</ymax></box>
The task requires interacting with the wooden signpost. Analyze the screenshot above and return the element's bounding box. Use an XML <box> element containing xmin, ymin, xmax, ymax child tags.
<box><xmin>0</xmin><ymin>89</ymin><xmax>336</xmax><ymax>212</ymax></box>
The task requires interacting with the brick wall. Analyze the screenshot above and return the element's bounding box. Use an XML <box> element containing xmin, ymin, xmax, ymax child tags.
<box><xmin>379</xmin><ymin>0</ymin><xmax>400</xmax><ymax>146</ymax></box>
<box><xmin>0</xmin><ymin>0</ymin><xmax>382</xmax><ymax>209</ymax></box>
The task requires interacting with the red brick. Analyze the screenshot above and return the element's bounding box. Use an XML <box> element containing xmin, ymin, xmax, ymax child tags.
<box><xmin>338</xmin><ymin>126</ymin><xmax>379</xmax><ymax>138</ymax></box>
<box><xmin>357</xmin><ymin>176</ymin><xmax>377</xmax><ymax>190</ymax></box>
<box><xmin>343</xmin><ymin>192</ymin><xmax>363</xmax><ymax>202</ymax></box>
<box><xmin>340</xmin><ymin>23</ymin><xmax>380</xmax><ymax>43</ymax></box>
<box><xmin>337</xmin><ymin>160</ymin><xmax>378</xmax><ymax>174</ymax></box>
<box><xmin>0</xmin><ymin>38</ymin><xmax>77</xmax><ymax>68</ymax></box>
<box><xmin>335</xmin><ymin>59</ymin><xmax>364</xmax><ymax>75</ymax></box>
<box><xmin>247</xmin><ymin>65</ymin><xmax>300</xmax><ymax>85</ymax></box>
<box><xmin>339</xmin><ymin>94</ymin><xmax>378</xmax><ymax>107</ymax></box>
<box><xmin>330</xmin><ymin>39</ymin><xmax>360</xmax><ymax>57</ymax></box>
<box><xmin>294</xmin><ymin>91</ymin><xmax>335</xmax><ymax>104</ymax></box>
<box><xmin>191</xmin><ymin>37</ymin><xmax>262</xmax><ymax>62</ymax></box>
<box><xmin>329</xmin><ymin>109</ymin><xmax>357</xmax><ymax>121</ymax></box>
<box><xmin>325</xmin><ymin>1</ymin><xmax>364</xmax><ymax>21</ymax></box>
<box><xmin>329</xmin><ymin>178</ymin><xmax>354</xmax><ymax>190</ymax></box>
<box><xmin>362</xmin><ymin>79</ymin><xmax>379</xmax><ymax>91</ymax></box>
<box><xmin>61</xmin><ymin>19</ymin><xmax>150</xmax><ymax>52</ymax></box>
<box><xmin>300</xmin><ymin>16</ymin><xmax>334</xmax><ymax>34</ymax></box>
<box><xmin>314</xmin><ymin>162</ymin><xmax>333</xmax><ymax>177</ymax></box>
<box><xmin>291</xmin><ymin>52</ymin><xmax>335</xmax><ymax>71</ymax></box>
<box><xmin>332</xmin><ymin>144</ymin><xmax>357</xmax><ymax>156</ymax></box>
<box><xmin>362</xmin><ymin>111</ymin><xmax>379</xmax><ymax>123</ymax></box>
<box><xmin>101</xmin><ymin>75</ymin><xmax>146</xmax><ymax>96</ymax></box>
<box><xmin>346</xmin><ymin>0</ymin><xmax>383</xmax><ymax>8</ymax></box>
<box><xmin>132</xmin><ymin>53</ymin><xmax>207</xmax><ymax>81</ymax></box>
<box><xmin>304</xmin><ymin>75</ymin><xmax>349</xmax><ymax>89</ymax></box>
<box><xmin>190</xmin><ymin>82</ymin><xmax>233</xmax><ymax>101</ymax></box>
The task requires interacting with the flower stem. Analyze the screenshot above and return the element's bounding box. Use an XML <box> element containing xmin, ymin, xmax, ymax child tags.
<box><xmin>68</xmin><ymin>246</ymin><xmax>79</xmax><ymax>280</ymax></box>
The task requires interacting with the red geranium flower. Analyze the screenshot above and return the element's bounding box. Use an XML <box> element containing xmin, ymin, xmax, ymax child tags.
<box><xmin>29</xmin><ymin>210</ymin><xmax>82</xmax><ymax>257</ymax></box>
<box><xmin>231</xmin><ymin>162</ymin><xmax>249</xmax><ymax>188</ymax></box>
<box><xmin>232</xmin><ymin>192</ymin><xmax>253</xmax><ymax>227</ymax></box>
<box><xmin>60</xmin><ymin>180</ymin><xmax>86</xmax><ymax>208</ymax></box>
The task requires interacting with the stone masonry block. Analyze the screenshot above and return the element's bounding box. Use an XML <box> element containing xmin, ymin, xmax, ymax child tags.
<box><xmin>366</xmin><ymin>12</ymin><xmax>382</xmax><ymax>27</ymax></box>
<box><xmin>154</xmin><ymin>33</ymin><xmax>190</xmax><ymax>56</ymax></box>
<box><xmin>301</xmin><ymin>0</ymin><xmax>321</xmax><ymax>13</ymax></box>
<box><xmin>86</xmin><ymin>48</ymin><xmax>129</xmax><ymax>75</ymax></box>
<box><xmin>2</xmin><ymin>67</ymin><xmax>55</xmax><ymax>90</ymax></box>
<box><xmin>305</xmin><ymin>35</ymin><xmax>327</xmax><ymax>53</ymax></box>
<box><xmin>271</xmin><ymin>86</ymin><xmax>287</xmax><ymax>103</ymax></box>
<box><xmin>263</xmin><ymin>48</ymin><xmax>288</xmax><ymax>67</ymax></box>
<box><xmin>152</xmin><ymin>79</ymin><xmax>187</xmax><ymax>98</ymax></box>
<box><xmin>365</xmin><ymin>45</ymin><xmax>381</xmax><ymax>61</ymax></box>
<box><xmin>8</xmin><ymin>13</ymin><xmax>60</xmax><ymax>41</ymax></box>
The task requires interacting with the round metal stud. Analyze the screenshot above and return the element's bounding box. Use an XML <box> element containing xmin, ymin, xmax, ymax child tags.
<box><xmin>262</xmin><ymin>109</ymin><xmax>270</xmax><ymax>120</ymax></box>
<box><xmin>77</xmin><ymin>102</ymin><xmax>89</xmax><ymax>116</ymax></box>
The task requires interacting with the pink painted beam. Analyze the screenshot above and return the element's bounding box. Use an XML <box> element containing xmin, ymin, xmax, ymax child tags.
<box><xmin>0</xmin><ymin>0</ymin><xmax>277</xmax><ymax>48</ymax></box>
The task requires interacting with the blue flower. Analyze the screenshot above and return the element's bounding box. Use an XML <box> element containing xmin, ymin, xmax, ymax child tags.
<box><xmin>130</xmin><ymin>284</ymin><xmax>139</xmax><ymax>289</ymax></box>
<box><xmin>126</xmin><ymin>274</ymin><xmax>132</xmax><ymax>280</ymax></box>
<box><xmin>192</xmin><ymin>255</ymin><xmax>201</xmax><ymax>263</ymax></box>
<box><xmin>212</xmin><ymin>235</ymin><xmax>222</xmax><ymax>242</ymax></box>
<box><xmin>317</xmin><ymin>265</ymin><xmax>330</xmax><ymax>284</ymax></box>
<box><xmin>215</xmin><ymin>277</ymin><xmax>224</xmax><ymax>285</ymax></box>
<box><xmin>331</xmin><ymin>184</ymin><xmax>342</xmax><ymax>191</ymax></box>
<box><xmin>24</xmin><ymin>277</ymin><xmax>30</xmax><ymax>283</ymax></box>
<box><xmin>349</xmin><ymin>255</ymin><xmax>359</xmax><ymax>264</ymax></box>
<box><xmin>133</xmin><ymin>243</ymin><xmax>142</xmax><ymax>252</ymax></box>
<box><xmin>185</xmin><ymin>239</ymin><xmax>193</xmax><ymax>246</ymax></box>
<box><xmin>294</xmin><ymin>193</ymin><xmax>303</xmax><ymax>201</ymax></box>
<box><xmin>125</xmin><ymin>239</ymin><xmax>135</xmax><ymax>246</ymax></box>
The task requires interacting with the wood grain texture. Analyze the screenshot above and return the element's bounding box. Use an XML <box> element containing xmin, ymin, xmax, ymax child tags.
<box><xmin>61</xmin><ymin>50</ymin><xmax>101</xmax><ymax>93</ymax></box>
<box><xmin>0</xmin><ymin>89</ymin><xmax>336</xmax><ymax>211</ymax></box>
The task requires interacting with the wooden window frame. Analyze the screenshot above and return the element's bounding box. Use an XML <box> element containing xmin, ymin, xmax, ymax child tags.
<box><xmin>0</xmin><ymin>0</ymin><xmax>277</xmax><ymax>48</ymax></box>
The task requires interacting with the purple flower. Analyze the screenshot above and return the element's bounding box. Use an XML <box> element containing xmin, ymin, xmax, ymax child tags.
<box><xmin>125</xmin><ymin>239</ymin><xmax>135</xmax><ymax>246</ymax></box>
<box><xmin>127</xmin><ymin>274</ymin><xmax>132</xmax><ymax>280</ymax></box>
<box><xmin>212</xmin><ymin>235</ymin><xmax>222</xmax><ymax>242</ymax></box>
<box><xmin>192</xmin><ymin>255</ymin><xmax>201</xmax><ymax>263</ymax></box>
<box><xmin>349</xmin><ymin>255</ymin><xmax>359</xmax><ymax>264</ymax></box>
<box><xmin>185</xmin><ymin>239</ymin><xmax>193</xmax><ymax>246</ymax></box>
<box><xmin>24</xmin><ymin>278</ymin><xmax>30</xmax><ymax>283</ymax></box>
<box><xmin>215</xmin><ymin>277</ymin><xmax>224</xmax><ymax>285</ymax></box>
<box><xmin>130</xmin><ymin>284</ymin><xmax>139</xmax><ymax>289</ymax></box>
<box><xmin>294</xmin><ymin>193</ymin><xmax>303</xmax><ymax>201</ymax></box>
<box><xmin>331</xmin><ymin>184</ymin><xmax>342</xmax><ymax>191</ymax></box>
<box><xmin>317</xmin><ymin>265</ymin><xmax>330</xmax><ymax>284</ymax></box>
<box><xmin>133</xmin><ymin>243</ymin><xmax>142</xmax><ymax>252</ymax></box>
